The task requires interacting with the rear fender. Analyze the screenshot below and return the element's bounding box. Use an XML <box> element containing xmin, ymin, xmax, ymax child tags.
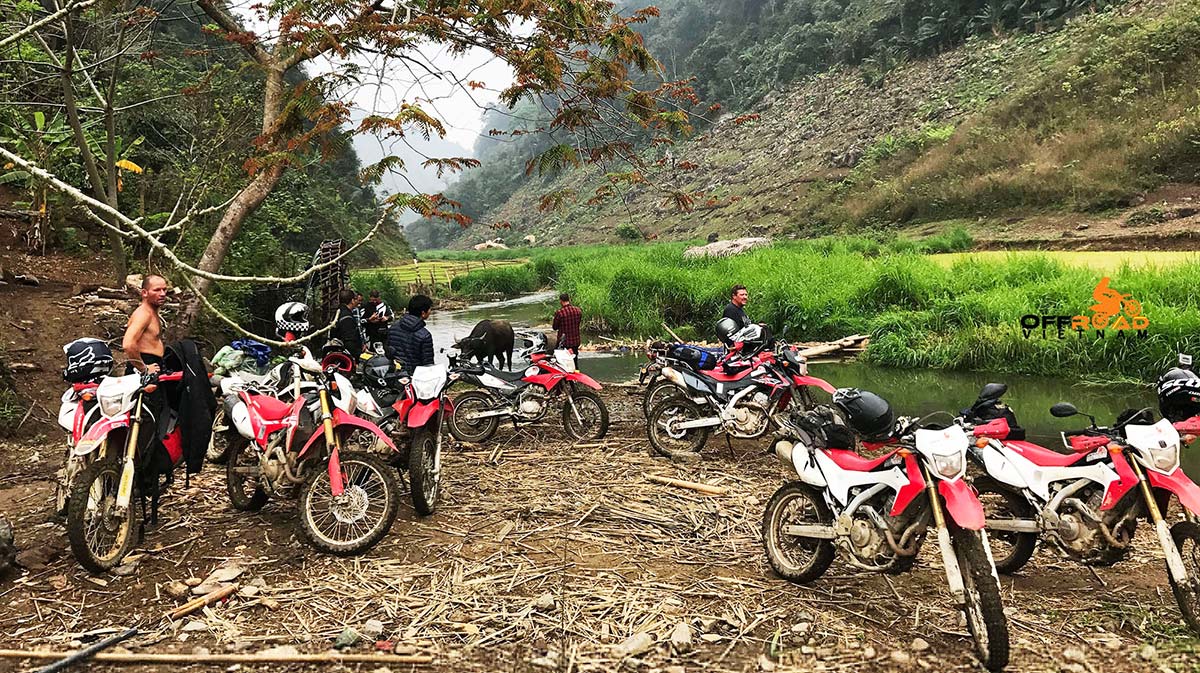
<box><xmin>74</xmin><ymin>414</ymin><xmax>130</xmax><ymax>456</ymax></box>
<box><xmin>1148</xmin><ymin>468</ymin><xmax>1200</xmax><ymax>516</ymax></box>
<box><xmin>407</xmin><ymin>400</ymin><xmax>441</xmax><ymax>429</ymax></box>
<box><xmin>791</xmin><ymin>375</ymin><xmax>835</xmax><ymax>394</ymax></box>
<box><xmin>566</xmin><ymin>371</ymin><xmax>603</xmax><ymax>390</ymax></box>
<box><xmin>938</xmin><ymin>478</ymin><xmax>986</xmax><ymax>530</ymax></box>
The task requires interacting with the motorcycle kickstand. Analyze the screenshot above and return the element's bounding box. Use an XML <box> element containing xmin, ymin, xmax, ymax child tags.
<box><xmin>724</xmin><ymin>434</ymin><xmax>735</xmax><ymax>460</ymax></box>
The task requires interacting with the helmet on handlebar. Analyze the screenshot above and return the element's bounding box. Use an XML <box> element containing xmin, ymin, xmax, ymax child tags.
<box><xmin>63</xmin><ymin>337</ymin><xmax>113</xmax><ymax>383</ymax></box>
<box><xmin>730</xmin><ymin>323</ymin><xmax>772</xmax><ymax>354</ymax></box>
<box><xmin>715</xmin><ymin>317</ymin><xmax>740</xmax><ymax>347</ymax></box>
<box><xmin>275</xmin><ymin>301</ymin><xmax>310</xmax><ymax>340</ymax></box>
<box><xmin>832</xmin><ymin>388</ymin><xmax>895</xmax><ymax>443</ymax></box>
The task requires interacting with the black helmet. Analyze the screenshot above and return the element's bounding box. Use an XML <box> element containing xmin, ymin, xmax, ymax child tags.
<box><xmin>63</xmin><ymin>338</ymin><xmax>113</xmax><ymax>383</ymax></box>
<box><xmin>363</xmin><ymin>355</ymin><xmax>400</xmax><ymax>389</ymax></box>
<box><xmin>833</xmin><ymin>388</ymin><xmax>895</xmax><ymax>443</ymax></box>
<box><xmin>1158</xmin><ymin>367</ymin><xmax>1200</xmax><ymax>422</ymax></box>
<box><xmin>730</xmin><ymin>323</ymin><xmax>772</xmax><ymax>354</ymax></box>
<box><xmin>715</xmin><ymin>317</ymin><xmax>740</xmax><ymax>346</ymax></box>
<box><xmin>275</xmin><ymin>301</ymin><xmax>310</xmax><ymax>340</ymax></box>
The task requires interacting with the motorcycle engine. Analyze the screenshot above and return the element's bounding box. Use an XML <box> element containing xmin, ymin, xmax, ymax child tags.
<box><xmin>729</xmin><ymin>392</ymin><xmax>771</xmax><ymax>437</ymax></box>
<box><xmin>1050</xmin><ymin>485</ymin><xmax>1135</xmax><ymax>561</ymax></box>
<box><xmin>515</xmin><ymin>387</ymin><xmax>547</xmax><ymax>420</ymax></box>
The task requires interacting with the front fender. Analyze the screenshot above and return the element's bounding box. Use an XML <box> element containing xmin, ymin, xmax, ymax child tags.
<box><xmin>792</xmin><ymin>375</ymin><xmax>835</xmax><ymax>394</ymax></box>
<box><xmin>938</xmin><ymin>478</ymin><xmax>986</xmax><ymax>530</ymax></box>
<box><xmin>407</xmin><ymin>400</ymin><xmax>441</xmax><ymax>428</ymax></box>
<box><xmin>74</xmin><ymin>414</ymin><xmax>130</xmax><ymax>456</ymax></box>
<box><xmin>566</xmin><ymin>371</ymin><xmax>603</xmax><ymax>390</ymax></box>
<box><xmin>1148</xmin><ymin>467</ymin><xmax>1200</xmax><ymax>516</ymax></box>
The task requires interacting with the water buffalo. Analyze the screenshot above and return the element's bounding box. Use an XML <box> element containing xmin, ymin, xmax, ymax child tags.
<box><xmin>455</xmin><ymin>319</ymin><xmax>515</xmax><ymax>370</ymax></box>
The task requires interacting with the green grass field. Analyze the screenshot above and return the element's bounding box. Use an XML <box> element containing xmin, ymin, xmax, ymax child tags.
<box><xmin>932</xmin><ymin>251</ymin><xmax>1200</xmax><ymax>271</ymax></box>
<box><xmin>361</xmin><ymin>258</ymin><xmax>526</xmax><ymax>283</ymax></box>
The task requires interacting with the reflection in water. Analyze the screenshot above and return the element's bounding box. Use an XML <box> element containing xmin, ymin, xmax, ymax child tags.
<box><xmin>433</xmin><ymin>295</ymin><xmax>1190</xmax><ymax>468</ymax></box>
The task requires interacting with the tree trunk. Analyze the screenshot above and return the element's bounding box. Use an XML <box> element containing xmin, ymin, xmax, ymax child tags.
<box><xmin>179</xmin><ymin>67</ymin><xmax>288</xmax><ymax>333</ymax></box>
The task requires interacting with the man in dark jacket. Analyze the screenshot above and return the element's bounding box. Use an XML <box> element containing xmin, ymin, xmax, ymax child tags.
<box><xmin>386</xmin><ymin>294</ymin><xmax>434</xmax><ymax>374</ymax></box>
<box><xmin>334</xmin><ymin>289</ymin><xmax>363</xmax><ymax>353</ymax></box>
<box><xmin>722</xmin><ymin>284</ymin><xmax>751</xmax><ymax>329</ymax></box>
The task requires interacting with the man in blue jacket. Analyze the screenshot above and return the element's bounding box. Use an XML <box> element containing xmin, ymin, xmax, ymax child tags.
<box><xmin>386</xmin><ymin>294</ymin><xmax>434</xmax><ymax>374</ymax></box>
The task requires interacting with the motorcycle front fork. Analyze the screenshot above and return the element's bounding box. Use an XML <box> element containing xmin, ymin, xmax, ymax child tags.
<box><xmin>115</xmin><ymin>395</ymin><xmax>145</xmax><ymax>513</ymax></box>
<box><xmin>1130</xmin><ymin>458</ymin><xmax>1192</xmax><ymax>586</ymax></box>
<box><xmin>922</xmin><ymin>464</ymin><xmax>967</xmax><ymax>605</ymax></box>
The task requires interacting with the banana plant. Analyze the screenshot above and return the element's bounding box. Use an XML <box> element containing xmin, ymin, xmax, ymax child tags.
<box><xmin>0</xmin><ymin>111</ymin><xmax>81</xmax><ymax>251</ymax></box>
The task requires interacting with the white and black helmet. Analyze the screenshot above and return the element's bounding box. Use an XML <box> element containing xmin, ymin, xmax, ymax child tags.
<box><xmin>63</xmin><ymin>337</ymin><xmax>113</xmax><ymax>383</ymax></box>
<box><xmin>275</xmin><ymin>301</ymin><xmax>310</xmax><ymax>340</ymax></box>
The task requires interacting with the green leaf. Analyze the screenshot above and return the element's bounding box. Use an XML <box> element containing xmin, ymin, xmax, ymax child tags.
<box><xmin>33</xmin><ymin>112</ymin><xmax>44</xmax><ymax>132</ymax></box>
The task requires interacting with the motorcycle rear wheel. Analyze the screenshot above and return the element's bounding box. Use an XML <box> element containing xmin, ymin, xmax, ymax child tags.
<box><xmin>642</xmin><ymin>380</ymin><xmax>677</xmax><ymax>420</ymax></box>
<box><xmin>409</xmin><ymin>425</ymin><xmax>441</xmax><ymax>516</ymax></box>
<box><xmin>66</xmin><ymin>459</ymin><xmax>141</xmax><ymax>574</ymax></box>
<box><xmin>1168</xmin><ymin>521</ymin><xmax>1200</xmax><ymax>635</ymax></box>
<box><xmin>646</xmin><ymin>396</ymin><xmax>709</xmax><ymax>460</ymax></box>
<box><xmin>562</xmin><ymin>390</ymin><xmax>609</xmax><ymax>440</ymax></box>
<box><xmin>951</xmin><ymin>525</ymin><xmax>1010</xmax><ymax>672</ymax></box>
<box><xmin>207</xmin><ymin>406</ymin><xmax>233</xmax><ymax>464</ymax></box>
<box><xmin>974</xmin><ymin>477</ymin><xmax>1037</xmax><ymax>574</ymax></box>
<box><xmin>298</xmin><ymin>451</ymin><xmax>399</xmax><ymax>556</ymax></box>
<box><xmin>447</xmin><ymin>391</ymin><xmax>499</xmax><ymax>443</ymax></box>
<box><xmin>761</xmin><ymin>482</ymin><xmax>835</xmax><ymax>583</ymax></box>
<box><xmin>226</xmin><ymin>436</ymin><xmax>268</xmax><ymax>512</ymax></box>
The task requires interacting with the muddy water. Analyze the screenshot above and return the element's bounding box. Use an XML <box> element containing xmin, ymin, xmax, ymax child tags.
<box><xmin>435</xmin><ymin>295</ymin><xmax>1185</xmax><ymax>468</ymax></box>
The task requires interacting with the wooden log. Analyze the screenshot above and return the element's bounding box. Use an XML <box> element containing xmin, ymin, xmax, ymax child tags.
<box><xmin>0</xmin><ymin>650</ymin><xmax>433</xmax><ymax>666</ymax></box>
<box><xmin>647</xmin><ymin>474</ymin><xmax>729</xmax><ymax>496</ymax></box>
<box><xmin>167</xmin><ymin>584</ymin><xmax>238</xmax><ymax>620</ymax></box>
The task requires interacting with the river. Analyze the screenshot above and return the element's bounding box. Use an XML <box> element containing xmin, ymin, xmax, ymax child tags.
<box><xmin>430</xmin><ymin>293</ymin><xmax>1176</xmax><ymax>466</ymax></box>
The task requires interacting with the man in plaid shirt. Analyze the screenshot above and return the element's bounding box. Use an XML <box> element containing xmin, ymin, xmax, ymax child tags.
<box><xmin>552</xmin><ymin>293</ymin><xmax>582</xmax><ymax>355</ymax></box>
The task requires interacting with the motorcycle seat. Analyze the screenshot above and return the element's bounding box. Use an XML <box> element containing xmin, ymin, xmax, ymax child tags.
<box><xmin>821</xmin><ymin>448</ymin><xmax>897</xmax><ymax>472</ymax></box>
<box><xmin>1003</xmin><ymin>440</ymin><xmax>1089</xmax><ymax>467</ymax></box>
<box><xmin>699</xmin><ymin>366</ymin><xmax>754</xmax><ymax>383</ymax></box>
<box><xmin>247</xmin><ymin>392</ymin><xmax>292</xmax><ymax>421</ymax></box>
<box><xmin>482</xmin><ymin>366</ymin><xmax>529</xmax><ymax>383</ymax></box>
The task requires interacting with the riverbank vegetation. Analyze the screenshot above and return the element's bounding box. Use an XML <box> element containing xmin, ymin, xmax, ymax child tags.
<box><xmin>445</xmin><ymin>235</ymin><xmax>1200</xmax><ymax>378</ymax></box>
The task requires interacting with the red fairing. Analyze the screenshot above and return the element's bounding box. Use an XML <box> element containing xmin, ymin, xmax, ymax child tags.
<box><xmin>566</xmin><ymin>371</ymin><xmax>603</xmax><ymax>390</ymax></box>
<box><xmin>890</xmin><ymin>453</ymin><xmax>927</xmax><ymax>516</ymax></box>
<box><xmin>300</xmin><ymin>408</ymin><xmax>398</xmax><ymax>457</ymax></box>
<box><xmin>1005</xmin><ymin>440</ymin><xmax>1089</xmax><ymax>467</ymax></box>
<box><xmin>791</xmin><ymin>375</ymin><xmax>835</xmax><ymax>394</ymax></box>
<box><xmin>392</xmin><ymin>397</ymin><xmax>415</xmax><ymax>423</ymax></box>
<box><xmin>163</xmin><ymin>430</ymin><xmax>184</xmax><ymax>465</ymax></box>
<box><xmin>1068</xmin><ymin>435</ymin><xmax>1108</xmax><ymax>453</ymax></box>
<box><xmin>525</xmin><ymin>372</ymin><xmax>565</xmax><ymax>390</ymax></box>
<box><xmin>1174</xmin><ymin>415</ymin><xmax>1200</xmax><ymax>434</ymax></box>
<box><xmin>1100</xmin><ymin>451</ymin><xmax>1140</xmax><ymax>511</ymax></box>
<box><xmin>407</xmin><ymin>400</ymin><xmax>441</xmax><ymax>429</ymax></box>
<box><xmin>938</xmin><ymin>479</ymin><xmax>985</xmax><ymax>530</ymax></box>
<box><xmin>1148</xmin><ymin>468</ymin><xmax>1200</xmax><ymax>516</ymax></box>
<box><xmin>72</xmin><ymin>401</ymin><xmax>90</xmax><ymax>444</ymax></box>
<box><xmin>972</xmin><ymin>417</ymin><xmax>1010</xmax><ymax>439</ymax></box>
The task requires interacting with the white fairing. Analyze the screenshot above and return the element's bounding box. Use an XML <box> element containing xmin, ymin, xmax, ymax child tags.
<box><xmin>554</xmin><ymin>349</ymin><xmax>576</xmax><ymax>372</ymax></box>
<box><xmin>989</xmin><ymin>441</ymin><xmax>1119</xmax><ymax>501</ymax></box>
<box><xmin>814</xmin><ymin>450</ymin><xmax>909</xmax><ymax>506</ymax></box>
<box><xmin>915</xmin><ymin>426</ymin><xmax>969</xmax><ymax>481</ymax></box>
<box><xmin>479</xmin><ymin>373</ymin><xmax>517</xmax><ymax>391</ymax></box>
<box><xmin>1125</xmin><ymin>419</ymin><xmax>1182</xmax><ymax>474</ymax></box>
<box><xmin>412</xmin><ymin>364</ymin><xmax>448</xmax><ymax>400</ymax></box>
<box><xmin>230</xmin><ymin>400</ymin><xmax>254</xmax><ymax>440</ymax></box>
<box><xmin>775</xmin><ymin>440</ymin><xmax>827</xmax><ymax>487</ymax></box>
<box><xmin>355</xmin><ymin>389</ymin><xmax>382</xmax><ymax>417</ymax></box>
<box><xmin>96</xmin><ymin>374</ymin><xmax>141</xmax><ymax>418</ymax></box>
<box><xmin>58</xmin><ymin>389</ymin><xmax>78</xmax><ymax>431</ymax></box>
<box><xmin>331</xmin><ymin>372</ymin><xmax>355</xmax><ymax>413</ymax></box>
<box><xmin>219</xmin><ymin>371</ymin><xmax>274</xmax><ymax>395</ymax></box>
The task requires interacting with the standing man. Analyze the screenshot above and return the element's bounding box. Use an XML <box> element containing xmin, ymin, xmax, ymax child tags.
<box><xmin>552</xmin><ymin>293</ymin><xmax>582</xmax><ymax>356</ymax></box>
<box><xmin>386</xmin><ymin>295</ymin><xmax>434</xmax><ymax>375</ymax></box>
<box><xmin>723</xmin><ymin>284</ymin><xmax>751</xmax><ymax>329</ymax></box>
<box><xmin>123</xmin><ymin>274</ymin><xmax>169</xmax><ymax>373</ymax></box>
<box><xmin>333</xmin><ymin>289</ymin><xmax>363</xmax><ymax>354</ymax></box>
<box><xmin>364</xmin><ymin>289</ymin><xmax>393</xmax><ymax>350</ymax></box>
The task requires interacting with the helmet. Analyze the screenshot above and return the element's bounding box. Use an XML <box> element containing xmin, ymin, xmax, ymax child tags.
<box><xmin>275</xmin><ymin>302</ymin><xmax>310</xmax><ymax>340</ymax></box>
<box><xmin>730</xmin><ymin>323</ymin><xmax>772</xmax><ymax>354</ymax></box>
<box><xmin>63</xmin><ymin>338</ymin><xmax>113</xmax><ymax>383</ymax></box>
<box><xmin>363</xmin><ymin>355</ymin><xmax>401</xmax><ymax>389</ymax></box>
<box><xmin>715</xmin><ymin>317</ymin><xmax>740</xmax><ymax>346</ymax></box>
<box><xmin>1158</xmin><ymin>367</ymin><xmax>1200</xmax><ymax>422</ymax></box>
<box><xmin>832</xmin><ymin>388</ymin><xmax>895</xmax><ymax>443</ymax></box>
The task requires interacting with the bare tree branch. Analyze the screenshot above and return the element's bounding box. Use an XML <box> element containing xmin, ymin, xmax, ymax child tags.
<box><xmin>194</xmin><ymin>0</ymin><xmax>272</xmax><ymax>66</ymax></box>
<box><xmin>0</xmin><ymin>0</ymin><xmax>97</xmax><ymax>51</ymax></box>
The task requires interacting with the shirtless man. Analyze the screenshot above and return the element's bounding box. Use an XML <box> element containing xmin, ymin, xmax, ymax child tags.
<box><xmin>123</xmin><ymin>274</ymin><xmax>169</xmax><ymax>373</ymax></box>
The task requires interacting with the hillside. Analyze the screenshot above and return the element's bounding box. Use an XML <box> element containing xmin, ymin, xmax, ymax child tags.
<box><xmin>433</xmin><ymin>0</ymin><xmax>1200</xmax><ymax>249</ymax></box>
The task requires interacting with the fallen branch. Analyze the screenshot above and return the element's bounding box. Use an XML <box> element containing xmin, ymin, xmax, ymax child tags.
<box><xmin>167</xmin><ymin>584</ymin><xmax>238</xmax><ymax>620</ymax></box>
<box><xmin>32</xmin><ymin>627</ymin><xmax>137</xmax><ymax>673</ymax></box>
<box><xmin>646</xmin><ymin>474</ymin><xmax>729</xmax><ymax>496</ymax></box>
<box><xmin>0</xmin><ymin>650</ymin><xmax>433</xmax><ymax>666</ymax></box>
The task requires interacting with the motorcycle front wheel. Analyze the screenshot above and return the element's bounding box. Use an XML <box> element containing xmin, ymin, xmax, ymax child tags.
<box><xmin>562</xmin><ymin>390</ymin><xmax>609</xmax><ymax>440</ymax></box>
<box><xmin>298</xmin><ymin>451</ymin><xmax>400</xmax><ymax>556</ymax></box>
<box><xmin>951</xmin><ymin>525</ymin><xmax>1010</xmax><ymax>672</ymax></box>
<box><xmin>447</xmin><ymin>391</ymin><xmax>499</xmax><ymax>443</ymax></box>
<box><xmin>409</xmin><ymin>425</ymin><xmax>441</xmax><ymax>516</ymax></box>
<box><xmin>974</xmin><ymin>477</ymin><xmax>1037</xmax><ymax>574</ymax></box>
<box><xmin>66</xmin><ymin>459</ymin><xmax>141</xmax><ymax>574</ymax></box>
<box><xmin>1168</xmin><ymin>521</ymin><xmax>1200</xmax><ymax>635</ymax></box>
<box><xmin>646</xmin><ymin>396</ymin><xmax>709</xmax><ymax>459</ymax></box>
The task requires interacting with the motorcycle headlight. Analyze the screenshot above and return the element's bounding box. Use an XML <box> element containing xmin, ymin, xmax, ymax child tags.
<box><xmin>1148</xmin><ymin>442</ymin><xmax>1180</xmax><ymax>472</ymax></box>
<box><xmin>932</xmin><ymin>452</ymin><xmax>965</xmax><ymax>480</ymax></box>
<box><xmin>99</xmin><ymin>392</ymin><xmax>127</xmax><ymax>418</ymax></box>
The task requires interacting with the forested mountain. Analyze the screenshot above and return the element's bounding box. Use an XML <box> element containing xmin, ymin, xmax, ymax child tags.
<box><xmin>406</xmin><ymin>0</ymin><xmax>1200</xmax><ymax>249</ymax></box>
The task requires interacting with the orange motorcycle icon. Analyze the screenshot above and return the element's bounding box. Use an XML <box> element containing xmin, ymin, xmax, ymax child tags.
<box><xmin>1089</xmin><ymin>277</ymin><xmax>1142</xmax><ymax>329</ymax></box>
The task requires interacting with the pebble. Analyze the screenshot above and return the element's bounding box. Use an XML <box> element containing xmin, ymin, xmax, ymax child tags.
<box><xmin>192</xmin><ymin>582</ymin><xmax>230</xmax><ymax>596</ymax></box>
<box><xmin>910</xmin><ymin>637</ymin><xmax>930</xmax><ymax>652</ymax></box>
<box><xmin>530</xmin><ymin>656</ymin><xmax>558</xmax><ymax>669</ymax></box>
<box><xmin>1062</xmin><ymin>647</ymin><xmax>1087</xmax><ymax>664</ymax></box>
<box><xmin>362</xmin><ymin>619</ymin><xmax>385</xmax><ymax>639</ymax></box>
<box><xmin>615</xmin><ymin>632</ymin><xmax>655</xmax><ymax>658</ymax></box>
<box><xmin>669</xmin><ymin>622</ymin><xmax>692</xmax><ymax>653</ymax></box>
<box><xmin>333</xmin><ymin>627</ymin><xmax>361</xmax><ymax>649</ymax></box>
<box><xmin>535</xmin><ymin>592</ymin><xmax>555</xmax><ymax>610</ymax></box>
<box><xmin>182</xmin><ymin>620</ymin><xmax>207</xmax><ymax>633</ymax></box>
<box><xmin>1139</xmin><ymin>644</ymin><xmax>1158</xmax><ymax>661</ymax></box>
<box><xmin>258</xmin><ymin>597</ymin><xmax>281</xmax><ymax>610</ymax></box>
<box><xmin>69</xmin><ymin>640</ymin><xmax>82</xmax><ymax>649</ymax></box>
<box><xmin>192</xmin><ymin>646</ymin><xmax>211</xmax><ymax>656</ymax></box>
<box><xmin>184</xmin><ymin>577</ymin><xmax>202</xmax><ymax>587</ymax></box>
<box><xmin>226</xmin><ymin>666</ymin><xmax>241</xmax><ymax>673</ymax></box>
<box><xmin>239</xmin><ymin>585</ymin><xmax>260</xmax><ymax>598</ymax></box>
<box><xmin>112</xmin><ymin>562</ymin><xmax>138</xmax><ymax>577</ymax></box>
<box><xmin>164</xmin><ymin>581</ymin><xmax>190</xmax><ymax>599</ymax></box>
<box><xmin>204</xmin><ymin>564</ymin><xmax>245</xmax><ymax>584</ymax></box>
<box><xmin>791</xmin><ymin>622</ymin><xmax>811</xmax><ymax>635</ymax></box>
<box><xmin>700</xmin><ymin>633</ymin><xmax>723</xmax><ymax>643</ymax></box>
<box><xmin>890</xmin><ymin>650</ymin><xmax>912</xmax><ymax>665</ymax></box>
<box><xmin>863</xmin><ymin>645</ymin><xmax>877</xmax><ymax>659</ymax></box>
<box><xmin>757</xmin><ymin>653</ymin><xmax>776</xmax><ymax>671</ymax></box>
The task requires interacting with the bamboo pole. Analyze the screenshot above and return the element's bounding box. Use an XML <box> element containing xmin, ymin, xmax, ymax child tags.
<box><xmin>167</xmin><ymin>584</ymin><xmax>238</xmax><ymax>620</ymax></box>
<box><xmin>647</xmin><ymin>474</ymin><xmax>729</xmax><ymax>496</ymax></box>
<box><xmin>0</xmin><ymin>650</ymin><xmax>433</xmax><ymax>666</ymax></box>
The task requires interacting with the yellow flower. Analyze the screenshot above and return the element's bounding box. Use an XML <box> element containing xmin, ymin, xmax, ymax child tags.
<box><xmin>114</xmin><ymin>159</ymin><xmax>143</xmax><ymax>174</ymax></box>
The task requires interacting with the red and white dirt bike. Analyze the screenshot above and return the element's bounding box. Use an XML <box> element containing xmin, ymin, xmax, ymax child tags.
<box><xmin>225</xmin><ymin>349</ymin><xmax>401</xmax><ymax>555</ymax></box>
<box><xmin>762</xmin><ymin>400</ymin><xmax>1009</xmax><ymax>671</ymax></box>
<box><xmin>963</xmin><ymin>390</ymin><xmax>1200</xmax><ymax>634</ymax></box>
<box><xmin>446</xmin><ymin>349</ymin><xmax>608</xmax><ymax>442</ymax></box>
<box><xmin>64</xmin><ymin>370</ymin><xmax>185</xmax><ymax>573</ymax></box>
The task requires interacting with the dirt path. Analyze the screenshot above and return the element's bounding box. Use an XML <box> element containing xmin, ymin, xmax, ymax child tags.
<box><xmin>0</xmin><ymin>387</ymin><xmax>1195</xmax><ymax>672</ymax></box>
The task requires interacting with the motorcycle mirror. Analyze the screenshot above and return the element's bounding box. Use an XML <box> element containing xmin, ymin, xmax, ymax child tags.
<box><xmin>978</xmin><ymin>382</ymin><xmax>1007</xmax><ymax>402</ymax></box>
<box><xmin>1181</xmin><ymin>353</ymin><xmax>1193</xmax><ymax>369</ymax></box>
<box><xmin>1049</xmin><ymin>402</ymin><xmax>1078</xmax><ymax>418</ymax></box>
